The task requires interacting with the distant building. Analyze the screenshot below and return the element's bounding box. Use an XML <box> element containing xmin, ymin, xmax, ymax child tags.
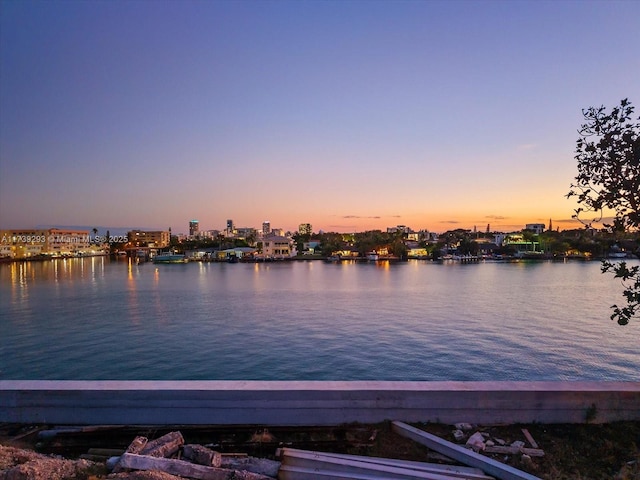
<box><xmin>418</xmin><ymin>230</ymin><xmax>438</xmax><ymax>242</ymax></box>
<box><xmin>236</xmin><ymin>227</ymin><xmax>257</xmax><ymax>241</ymax></box>
<box><xmin>0</xmin><ymin>228</ymin><xmax>93</xmax><ymax>259</ymax></box>
<box><xmin>387</xmin><ymin>225</ymin><xmax>410</xmax><ymax>234</ymax></box>
<box><xmin>262</xmin><ymin>221</ymin><xmax>271</xmax><ymax>236</ymax></box>
<box><xmin>226</xmin><ymin>219</ymin><xmax>235</xmax><ymax>236</ymax></box>
<box><xmin>504</xmin><ymin>233</ymin><xmax>540</xmax><ymax>253</ymax></box>
<box><xmin>271</xmin><ymin>227</ymin><xmax>284</xmax><ymax>237</ymax></box>
<box><xmin>525</xmin><ymin>223</ymin><xmax>545</xmax><ymax>234</ymax></box>
<box><xmin>298</xmin><ymin>223</ymin><xmax>312</xmax><ymax>235</ymax></box>
<box><xmin>189</xmin><ymin>220</ymin><xmax>199</xmax><ymax>237</ymax></box>
<box><xmin>128</xmin><ymin>230</ymin><xmax>170</xmax><ymax>248</ymax></box>
<box><xmin>303</xmin><ymin>240</ymin><xmax>321</xmax><ymax>253</ymax></box>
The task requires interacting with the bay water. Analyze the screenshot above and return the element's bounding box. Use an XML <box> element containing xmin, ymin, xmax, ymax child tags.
<box><xmin>1</xmin><ymin>257</ymin><xmax>638</xmax><ymax>381</ymax></box>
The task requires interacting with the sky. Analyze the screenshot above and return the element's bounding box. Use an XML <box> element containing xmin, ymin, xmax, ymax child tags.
<box><xmin>1</xmin><ymin>0</ymin><xmax>639</xmax><ymax>235</ymax></box>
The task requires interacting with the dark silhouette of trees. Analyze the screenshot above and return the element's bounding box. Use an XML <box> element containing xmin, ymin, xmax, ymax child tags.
<box><xmin>567</xmin><ymin>98</ymin><xmax>640</xmax><ymax>325</ymax></box>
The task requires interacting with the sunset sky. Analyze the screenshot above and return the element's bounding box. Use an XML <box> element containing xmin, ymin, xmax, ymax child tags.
<box><xmin>1</xmin><ymin>0</ymin><xmax>639</xmax><ymax>234</ymax></box>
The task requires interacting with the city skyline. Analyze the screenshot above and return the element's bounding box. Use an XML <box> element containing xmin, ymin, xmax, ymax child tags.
<box><xmin>1</xmin><ymin>1</ymin><xmax>639</xmax><ymax>233</ymax></box>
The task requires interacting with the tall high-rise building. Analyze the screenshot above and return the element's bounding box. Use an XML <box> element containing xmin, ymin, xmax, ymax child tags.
<box><xmin>226</xmin><ymin>219</ymin><xmax>235</xmax><ymax>236</ymax></box>
<box><xmin>262</xmin><ymin>221</ymin><xmax>271</xmax><ymax>236</ymax></box>
<box><xmin>189</xmin><ymin>220</ymin><xmax>199</xmax><ymax>237</ymax></box>
<box><xmin>298</xmin><ymin>223</ymin><xmax>312</xmax><ymax>235</ymax></box>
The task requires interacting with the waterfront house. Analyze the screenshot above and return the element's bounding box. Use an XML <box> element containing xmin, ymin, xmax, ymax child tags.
<box><xmin>261</xmin><ymin>235</ymin><xmax>294</xmax><ymax>259</ymax></box>
<box><xmin>333</xmin><ymin>247</ymin><xmax>359</xmax><ymax>258</ymax></box>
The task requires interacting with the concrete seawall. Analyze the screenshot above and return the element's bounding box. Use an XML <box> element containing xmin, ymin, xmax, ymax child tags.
<box><xmin>1</xmin><ymin>381</ymin><xmax>638</xmax><ymax>426</ymax></box>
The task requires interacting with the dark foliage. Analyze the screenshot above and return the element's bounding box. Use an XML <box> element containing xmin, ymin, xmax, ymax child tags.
<box><xmin>568</xmin><ymin>99</ymin><xmax>640</xmax><ymax>325</ymax></box>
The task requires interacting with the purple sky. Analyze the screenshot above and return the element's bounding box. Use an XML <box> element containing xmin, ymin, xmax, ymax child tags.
<box><xmin>1</xmin><ymin>0</ymin><xmax>639</xmax><ymax>234</ymax></box>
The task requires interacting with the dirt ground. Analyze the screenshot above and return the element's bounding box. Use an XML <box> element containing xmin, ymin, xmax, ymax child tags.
<box><xmin>1</xmin><ymin>421</ymin><xmax>639</xmax><ymax>480</ymax></box>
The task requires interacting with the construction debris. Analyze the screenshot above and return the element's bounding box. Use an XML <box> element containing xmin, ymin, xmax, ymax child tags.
<box><xmin>520</xmin><ymin>429</ymin><xmax>538</xmax><ymax>449</ymax></box>
<box><xmin>483</xmin><ymin>446</ymin><xmax>545</xmax><ymax>457</ymax></box>
<box><xmin>452</xmin><ymin>424</ymin><xmax>545</xmax><ymax>459</ymax></box>
<box><xmin>454</xmin><ymin>423</ymin><xmax>473</xmax><ymax>431</ymax></box>
<box><xmin>112</xmin><ymin>435</ymin><xmax>149</xmax><ymax>473</ymax></box>
<box><xmin>183</xmin><ymin>444</ymin><xmax>222</xmax><ymax>467</ymax></box>
<box><xmin>108</xmin><ymin>431</ymin><xmax>278</xmax><ymax>479</ymax></box>
<box><xmin>466</xmin><ymin>432</ymin><xmax>486</xmax><ymax>452</ymax></box>
<box><xmin>277</xmin><ymin>447</ymin><xmax>495</xmax><ymax>479</ymax></box>
<box><xmin>140</xmin><ymin>431</ymin><xmax>185</xmax><ymax>458</ymax></box>
<box><xmin>392</xmin><ymin>421</ymin><xmax>542</xmax><ymax>480</ymax></box>
<box><xmin>219</xmin><ymin>456</ymin><xmax>280</xmax><ymax>477</ymax></box>
<box><xmin>117</xmin><ymin>453</ymin><xmax>274</xmax><ymax>480</ymax></box>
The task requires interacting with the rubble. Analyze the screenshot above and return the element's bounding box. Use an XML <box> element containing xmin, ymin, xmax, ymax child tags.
<box><xmin>0</xmin><ymin>444</ymin><xmax>103</xmax><ymax>480</ymax></box>
<box><xmin>109</xmin><ymin>431</ymin><xmax>278</xmax><ymax>480</ymax></box>
<box><xmin>466</xmin><ymin>432</ymin><xmax>486</xmax><ymax>452</ymax></box>
<box><xmin>2</xmin><ymin>421</ymin><xmax>639</xmax><ymax>479</ymax></box>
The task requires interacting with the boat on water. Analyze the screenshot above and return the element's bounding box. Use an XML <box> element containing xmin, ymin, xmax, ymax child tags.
<box><xmin>366</xmin><ymin>252</ymin><xmax>379</xmax><ymax>261</ymax></box>
<box><xmin>153</xmin><ymin>251</ymin><xmax>188</xmax><ymax>264</ymax></box>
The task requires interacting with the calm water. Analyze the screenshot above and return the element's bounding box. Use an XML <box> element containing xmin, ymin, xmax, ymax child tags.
<box><xmin>1</xmin><ymin>257</ymin><xmax>638</xmax><ymax>381</ymax></box>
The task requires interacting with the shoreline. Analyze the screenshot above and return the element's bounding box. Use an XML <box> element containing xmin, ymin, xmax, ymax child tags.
<box><xmin>2</xmin><ymin>253</ymin><xmax>637</xmax><ymax>265</ymax></box>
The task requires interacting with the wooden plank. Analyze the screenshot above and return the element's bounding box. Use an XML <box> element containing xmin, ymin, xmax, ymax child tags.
<box><xmin>521</xmin><ymin>429</ymin><xmax>538</xmax><ymax>449</ymax></box>
<box><xmin>391</xmin><ymin>421</ymin><xmax>542</xmax><ymax>480</ymax></box>
<box><xmin>278</xmin><ymin>448</ymin><xmax>493</xmax><ymax>479</ymax></box>
<box><xmin>281</xmin><ymin>448</ymin><xmax>481</xmax><ymax>480</ymax></box>
<box><xmin>118</xmin><ymin>453</ymin><xmax>274</xmax><ymax>480</ymax></box>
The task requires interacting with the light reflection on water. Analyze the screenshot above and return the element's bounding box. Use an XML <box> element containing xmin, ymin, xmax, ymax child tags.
<box><xmin>0</xmin><ymin>257</ymin><xmax>638</xmax><ymax>380</ymax></box>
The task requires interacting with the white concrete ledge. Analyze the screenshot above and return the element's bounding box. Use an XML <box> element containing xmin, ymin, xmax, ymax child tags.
<box><xmin>1</xmin><ymin>381</ymin><xmax>638</xmax><ymax>426</ymax></box>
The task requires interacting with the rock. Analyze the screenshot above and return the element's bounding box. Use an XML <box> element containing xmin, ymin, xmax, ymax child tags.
<box><xmin>106</xmin><ymin>456</ymin><xmax>121</xmax><ymax>471</ymax></box>
<box><xmin>465</xmin><ymin>432</ymin><xmax>486</xmax><ymax>452</ymax></box>
<box><xmin>454</xmin><ymin>423</ymin><xmax>473</xmax><ymax>431</ymax></box>
<box><xmin>521</xmin><ymin>454</ymin><xmax>534</xmax><ymax>468</ymax></box>
<box><xmin>511</xmin><ymin>440</ymin><xmax>525</xmax><ymax>448</ymax></box>
<box><xmin>452</xmin><ymin>429</ymin><xmax>465</xmax><ymax>441</ymax></box>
